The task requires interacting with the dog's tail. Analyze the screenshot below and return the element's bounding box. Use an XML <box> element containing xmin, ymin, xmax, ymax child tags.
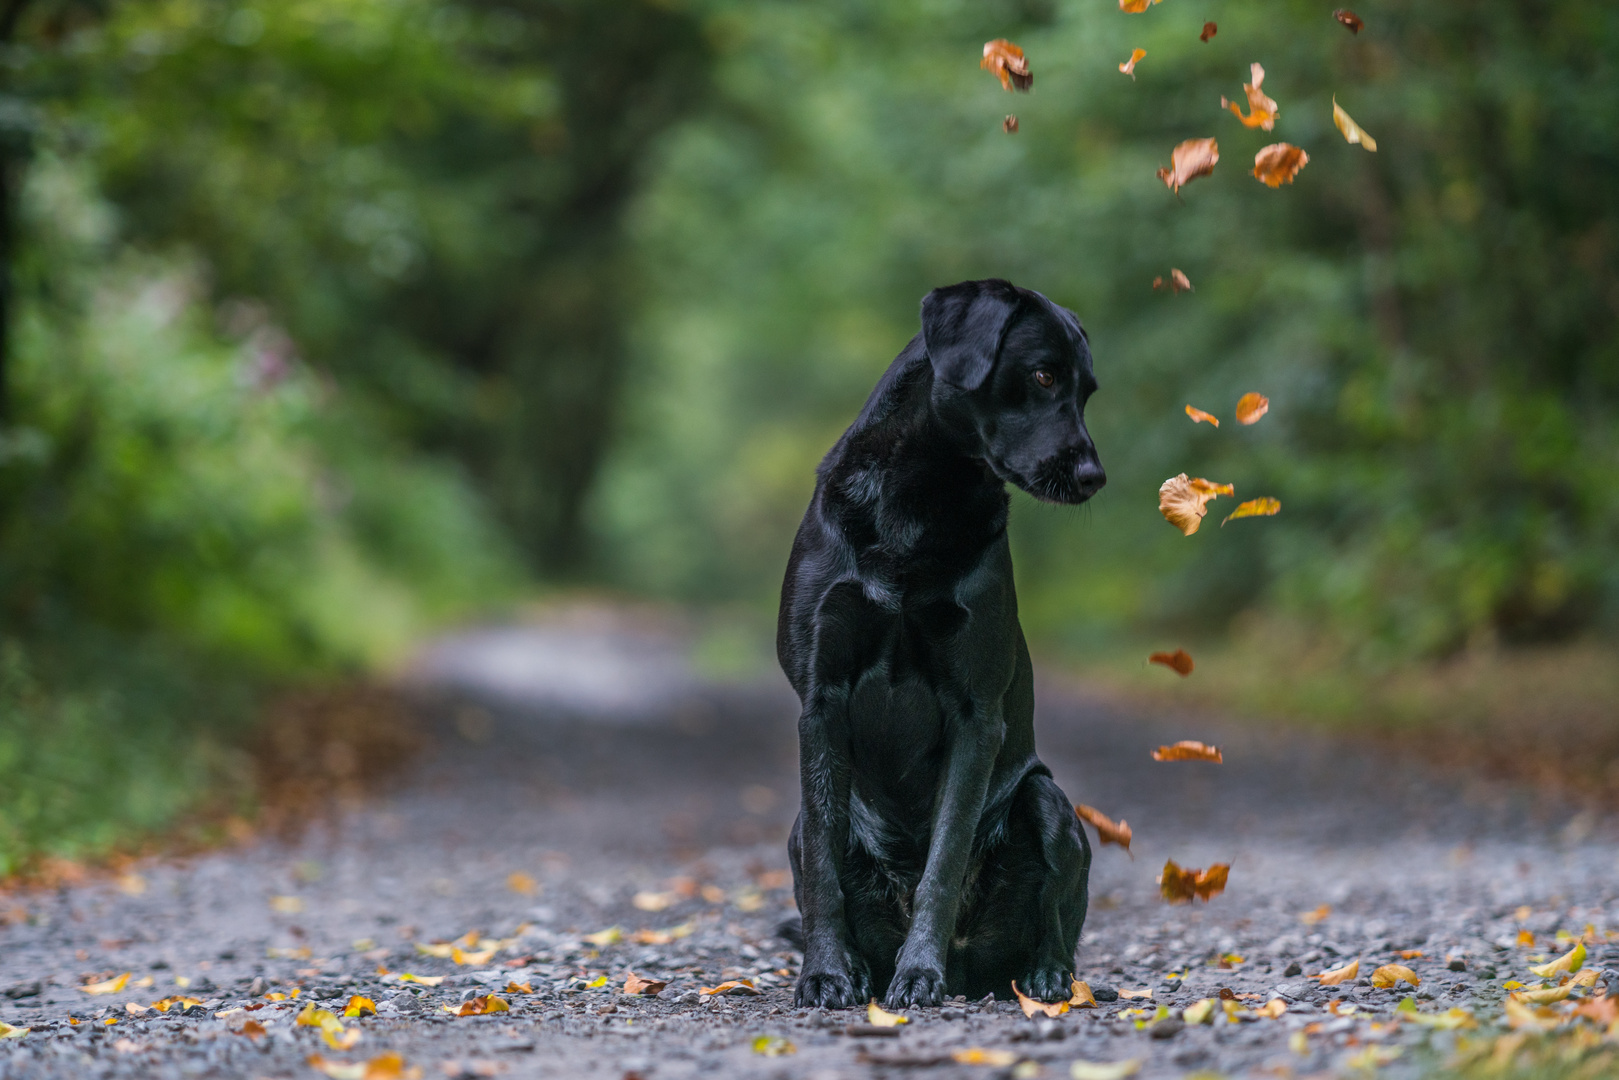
<box><xmin>775</xmin><ymin>915</ymin><xmax>804</xmax><ymax>951</ymax></box>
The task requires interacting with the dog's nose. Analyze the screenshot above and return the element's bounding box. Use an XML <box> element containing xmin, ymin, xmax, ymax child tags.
<box><xmin>1073</xmin><ymin>459</ymin><xmax>1106</xmax><ymax>497</ymax></box>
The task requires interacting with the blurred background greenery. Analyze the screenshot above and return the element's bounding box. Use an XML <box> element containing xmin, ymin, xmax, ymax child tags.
<box><xmin>1</xmin><ymin>0</ymin><xmax>1615</xmax><ymax>872</ymax></box>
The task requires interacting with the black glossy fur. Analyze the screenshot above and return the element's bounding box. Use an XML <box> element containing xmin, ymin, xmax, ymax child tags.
<box><xmin>778</xmin><ymin>279</ymin><xmax>1105</xmax><ymax>1009</ymax></box>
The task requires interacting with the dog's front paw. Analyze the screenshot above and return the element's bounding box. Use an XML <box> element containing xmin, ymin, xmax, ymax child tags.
<box><xmin>796</xmin><ymin>967</ymin><xmax>868</xmax><ymax>1009</ymax></box>
<box><xmin>1018</xmin><ymin>964</ymin><xmax>1074</xmax><ymax>1003</ymax></box>
<box><xmin>885</xmin><ymin>964</ymin><xmax>947</xmax><ymax>1009</ymax></box>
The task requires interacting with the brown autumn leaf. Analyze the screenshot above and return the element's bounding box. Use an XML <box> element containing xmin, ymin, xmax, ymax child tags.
<box><xmin>1148</xmin><ymin>650</ymin><xmax>1194</xmax><ymax>677</ymax></box>
<box><xmin>1235</xmin><ymin>392</ymin><xmax>1269</xmax><ymax>425</ymax></box>
<box><xmin>1253</xmin><ymin>143</ymin><xmax>1310</xmax><ymax>187</ymax></box>
<box><xmin>237</xmin><ymin>1019</ymin><xmax>267</xmax><ymax>1040</ymax></box>
<box><xmin>1332</xmin><ymin>98</ymin><xmax>1377</xmax><ymax>152</ymax></box>
<box><xmin>1158</xmin><ymin>473</ymin><xmax>1233</xmax><ymax>535</ymax></box>
<box><xmin>1003</xmin><ymin>115</ymin><xmax>1019</xmax><ymax>134</ymax></box>
<box><xmin>622</xmin><ymin>972</ymin><xmax>667</xmax><ymax>996</ymax></box>
<box><xmin>1070</xmin><ymin>980</ymin><xmax>1098</xmax><ymax>1008</ymax></box>
<box><xmin>1153</xmin><ymin>740</ymin><xmax>1222</xmax><ymax>763</ymax></box>
<box><xmin>1119</xmin><ymin>48</ymin><xmax>1146</xmax><ymax>78</ymax></box>
<box><xmin>1221</xmin><ymin>63</ymin><xmax>1279</xmax><ymax>130</ymax></box>
<box><xmin>1157</xmin><ymin>138</ymin><xmax>1218</xmax><ymax>194</ymax></box>
<box><xmin>1334</xmin><ymin>9</ymin><xmax>1364</xmax><ymax>33</ymax></box>
<box><xmin>1185</xmin><ymin>405</ymin><xmax>1219</xmax><ymax>427</ymax></box>
<box><xmin>1158</xmin><ymin>860</ymin><xmax>1230</xmax><ymax>904</ymax></box>
<box><xmin>1370</xmin><ymin>964</ymin><xmax>1420</xmax><ymax>989</ymax></box>
<box><xmin>981</xmin><ymin>39</ymin><xmax>1033</xmax><ymax>92</ymax></box>
<box><xmin>447</xmin><ymin>995</ymin><xmax>509</xmax><ymax>1017</ymax></box>
<box><xmin>1573</xmin><ymin>996</ymin><xmax>1619</xmax><ymax>1025</ymax></box>
<box><xmin>1199</xmin><ymin>21</ymin><xmax>1217</xmax><ymax>42</ymax></box>
<box><xmin>1221</xmin><ymin>497</ymin><xmax>1281</xmax><ymax>526</ymax></box>
<box><xmin>1315</xmin><ymin>959</ymin><xmax>1360</xmax><ymax>986</ymax></box>
<box><xmin>1012</xmin><ymin>981</ymin><xmax>1070</xmax><ymax>1018</ymax></box>
<box><xmin>1074</xmin><ymin>805</ymin><xmax>1133</xmax><ymax>854</ymax></box>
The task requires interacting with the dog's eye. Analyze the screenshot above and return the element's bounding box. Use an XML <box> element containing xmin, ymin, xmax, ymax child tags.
<box><xmin>1033</xmin><ymin>369</ymin><xmax>1055</xmax><ymax>389</ymax></box>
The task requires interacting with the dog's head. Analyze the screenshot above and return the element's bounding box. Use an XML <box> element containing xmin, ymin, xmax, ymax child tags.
<box><xmin>921</xmin><ymin>278</ymin><xmax>1105</xmax><ymax>505</ymax></box>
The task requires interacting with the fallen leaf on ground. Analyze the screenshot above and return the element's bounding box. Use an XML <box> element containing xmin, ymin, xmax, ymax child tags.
<box><xmin>1570</xmin><ymin>968</ymin><xmax>1599</xmax><ymax>988</ymax></box>
<box><xmin>1075</xmin><ymin>805</ymin><xmax>1133</xmax><ymax>853</ymax></box>
<box><xmin>1235</xmin><ymin>392</ymin><xmax>1269</xmax><ymax>425</ymax></box>
<box><xmin>1158</xmin><ymin>860</ymin><xmax>1230</xmax><ymax>903</ymax></box>
<box><xmin>1221</xmin><ymin>497</ymin><xmax>1281</xmax><ymax>526</ymax></box>
<box><xmin>1517</xmin><ymin>929</ymin><xmax>1536</xmax><ymax>947</ymax></box>
<box><xmin>700</xmin><ymin>980</ymin><xmax>761</xmax><ymax>997</ymax></box>
<box><xmin>1573</xmin><ymin>997</ymin><xmax>1619</xmax><ymax>1024</ymax></box>
<box><xmin>1117</xmin><ymin>988</ymin><xmax>1154</xmax><ymax>1000</ymax></box>
<box><xmin>1222</xmin><ymin>63</ymin><xmax>1278</xmax><ymax>130</ymax></box>
<box><xmin>452</xmin><ymin>946</ymin><xmax>496</xmax><ymax>966</ymax></box>
<box><xmin>1253</xmin><ymin>144</ymin><xmax>1309</xmax><ymax>187</ymax></box>
<box><xmin>504</xmin><ymin>982</ymin><xmax>532</xmax><ymax>994</ymax></box>
<box><xmin>1200</xmin><ymin>21</ymin><xmax>1216</xmax><ymax>41</ymax></box>
<box><xmin>1401</xmin><ymin>1003</ymin><xmax>1476</xmax><ymax>1029</ymax></box>
<box><xmin>1510</xmin><ymin>984</ymin><xmax>1573</xmax><ymax>1005</ymax></box>
<box><xmin>124</xmin><ymin>1003</ymin><xmax>148</xmax><ymax>1015</ymax></box>
<box><xmin>582</xmin><ymin>927</ymin><xmax>622</xmax><ymax>947</ymax></box>
<box><xmin>632</xmin><ymin>891</ymin><xmax>674</xmax><ymax>912</ymax></box>
<box><xmin>868</xmin><ymin>1001</ymin><xmax>909</xmax><ymax>1026</ymax></box>
<box><xmin>1152</xmin><ymin>740</ymin><xmax>1221</xmax><ymax>762</ymax></box>
<box><xmin>1012</xmin><ymin>981</ymin><xmax>1070</xmax><ymax>1017</ymax></box>
<box><xmin>344</xmin><ymin>996</ymin><xmax>376</xmax><ymax>1018</ymax></box>
<box><xmin>0</xmin><ymin>1023</ymin><xmax>28</xmax><ymax>1039</ymax></box>
<box><xmin>1148</xmin><ymin>650</ymin><xmax>1194</xmax><ymax>677</ymax></box>
<box><xmin>1530</xmin><ymin>942</ymin><xmax>1585</xmax><ymax>977</ymax></box>
<box><xmin>1153</xmin><ymin>269</ymin><xmax>1193</xmax><ymax>293</ymax></box>
<box><xmin>1503</xmin><ymin>997</ymin><xmax>1564</xmax><ymax>1032</ymax></box>
<box><xmin>1300</xmin><ymin>904</ymin><xmax>1331</xmax><ymax>925</ymax></box>
<box><xmin>269</xmin><ymin>895</ymin><xmax>303</xmax><ymax>914</ymax></box>
<box><xmin>1003</xmin><ymin>115</ymin><xmax>1019</xmax><ymax>134</ymax></box>
<box><xmin>447</xmin><ymin>995</ymin><xmax>509</xmax><ymax>1017</ymax></box>
<box><xmin>1070</xmin><ymin>1061</ymin><xmax>1141</xmax><ymax>1080</ymax></box>
<box><xmin>623</xmin><ymin>973</ymin><xmax>667</xmax><ymax>996</ymax></box>
<box><xmin>150</xmin><ymin>997</ymin><xmax>202</xmax><ymax>1013</ymax></box>
<box><xmin>1332</xmin><ymin>98</ymin><xmax>1377</xmax><ymax>152</ymax></box>
<box><xmin>1158</xmin><ymin>474</ymin><xmax>1233</xmax><ymax>535</ymax></box>
<box><xmin>1370</xmin><ymin>964</ymin><xmax>1420</xmax><ymax>989</ymax></box>
<box><xmin>1345</xmin><ymin>1046</ymin><xmax>1401</xmax><ymax>1069</ymax></box>
<box><xmin>1398</xmin><ymin>950</ymin><xmax>1424</xmax><ymax>960</ymax></box>
<box><xmin>1157</xmin><ymin>138</ymin><xmax>1219</xmax><ymax>194</ymax></box>
<box><xmin>415</xmin><ymin>943</ymin><xmax>453</xmax><ymax>959</ymax></box>
<box><xmin>1334</xmin><ymin>9</ymin><xmax>1363</xmax><ymax>33</ymax></box>
<box><xmin>1255</xmin><ymin>999</ymin><xmax>1288</xmax><ymax>1018</ymax></box>
<box><xmin>982</xmin><ymin>39</ymin><xmax>1033</xmax><ymax>91</ymax></box>
<box><xmin>237</xmin><ymin>1020</ymin><xmax>267</xmax><ymax>1040</ymax></box>
<box><xmin>1070</xmin><ymin>980</ymin><xmax>1097</xmax><ymax>1008</ymax></box>
<box><xmin>583</xmin><ymin>975</ymin><xmax>609</xmax><ymax>988</ymax></box>
<box><xmin>1185</xmin><ymin>405</ymin><xmax>1219</xmax><ymax>427</ymax></box>
<box><xmin>309</xmin><ymin>1053</ymin><xmax>416</xmax><ymax>1080</ymax></box>
<box><xmin>1315</xmin><ymin>959</ymin><xmax>1360</xmax><ymax>986</ymax></box>
<box><xmin>396</xmin><ymin>974</ymin><xmax>443</xmax><ymax>986</ymax></box>
<box><xmin>954</xmin><ymin>1048</ymin><xmax>1019</xmax><ymax>1066</ymax></box>
<box><xmin>323</xmin><ymin>1027</ymin><xmax>363</xmax><ymax>1050</ymax></box>
<box><xmin>80</xmin><ymin>974</ymin><xmax>130</xmax><ymax>995</ymax></box>
<box><xmin>629</xmin><ymin>923</ymin><xmax>694</xmax><ymax>945</ymax></box>
<box><xmin>1183</xmin><ymin>999</ymin><xmax>1216</xmax><ymax>1024</ymax></box>
<box><xmin>752</xmin><ymin>1034</ymin><xmax>796</xmax><ymax>1056</ymax></box>
<box><xmin>1119</xmin><ymin>48</ymin><xmax>1146</xmax><ymax>78</ymax></box>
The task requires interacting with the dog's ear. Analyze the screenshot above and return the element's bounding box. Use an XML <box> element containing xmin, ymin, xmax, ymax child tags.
<box><xmin>921</xmin><ymin>279</ymin><xmax>1022</xmax><ymax>390</ymax></box>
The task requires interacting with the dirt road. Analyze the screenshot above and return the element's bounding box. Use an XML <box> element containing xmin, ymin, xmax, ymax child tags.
<box><xmin>2</xmin><ymin>606</ymin><xmax>1616</xmax><ymax>1079</ymax></box>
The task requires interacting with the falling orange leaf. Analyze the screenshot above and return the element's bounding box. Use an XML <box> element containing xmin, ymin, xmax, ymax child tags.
<box><xmin>1370</xmin><ymin>964</ymin><xmax>1420</xmax><ymax>989</ymax></box>
<box><xmin>1070</xmin><ymin>981</ymin><xmax>1098</xmax><ymax>1008</ymax></box>
<box><xmin>1003</xmin><ymin>115</ymin><xmax>1019</xmax><ymax>134</ymax></box>
<box><xmin>1185</xmin><ymin>405</ymin><xmax>1219</xmax><ymax>426</ymax></box>
<box><xmin>1334</xmin><ymin>9</ymin><xmax>1364</xmax><ymax>33</ymax></box>
<box><xmin>1158</xmin><ymin>473</ymin><xmax>1233</xmax><ymax>535</ymax></box>
<box><xmin>1200</xmin><ymin>21</ymin><xmax>1217</xmax><ymax>41</ymax></box>
<box><xmin>1157</xmin><ymin>138</ymin><xmax>1218</xmax><ymax>194</ymax></box>
<box><xmin>1152</xmin><ymin>740</ymin><xmax>1222</xmax><ymax>763</ymax></box>
<box><xmin>1220</xmin><ymin>497</ymin><xmax>1281</xmax><ymax>526</ymax></box>
<box><xmin>1158</xmin><ymin>860</ymin><xmax>1230</xmax><ymax>903</ymax></box>
<box><xmin>1119</xmin><ymin>0</ymin><xmax>1163</xmax><ymax>12</ymax></box>
<box><xmin>1315</xmin><ymin>959</ymin><xmax>1359</xmax><ymax>986</ymax></box>
<box><xmin>700</xmin><ymin>980</ymin><xmax>761</xmax><ymax>997</ymax></box>
<box><xmin>1148</xmin><ymin>650</ymin><xmax>1194</xmax><ymax>677</ymax></box>
<box><xmin>1235</xmin><ymin>392</ymin><xmax>1269</xmax><ymax>425</ymax></box>
<box><xmin>622</xmin><ymin>973</ymin><xmax>667</xmax><ymax>996</ymax></box>
<box><xmin>981</xmin><ymin>39</ymin><xmax>1033</xmax><ymax>92</ymax></box>
<box><xmin>1221</xmin><ymin>63</ymin><xmax>1278</xmax><ymax>130</ymax></box>
<box><xmin>1012</xmin><ymin>981</ymin><xmax>1070</xmax><ymax>1018</ymax></box>
<box><xmin>1075</xmin><ymin>805</ymin><xmax>1133</xmax><ymax>853</ymax></box>
<box><xmin>1332</xmin><ymin>98</ymin><xmax>1377</xmax><ymax>152</ymax></box>
<box><xmin>1253</xmin><ymin>143</ymin><xmax>1310</xmax><ymax>187</ymax></box>
<box><xmin>1119</xmin><ymin>48</ymin><xmax>1146</xmax><ymax>78</ymax></box>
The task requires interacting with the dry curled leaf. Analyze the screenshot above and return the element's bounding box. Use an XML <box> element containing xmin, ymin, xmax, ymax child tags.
<box><xmin>1530</xmin><ymin>942</ymin><xmax>1585</xmax><ymax>977</ymax></box>
<box><xmin>1075</xmin><ymin>805</ymin><xmax>1133</xmax><ymax>853</ymax></box>
<box><xmin>1254</xmin><ymin>999</ymin><xmax>1288</xmax><ymax>1019</ymax></box>
<box><xmin>344</xmin><ymin>996</ymin><xmax>377</xmax><ymax>1017</ymax></box>
<box><xmin>1119</xmin><ymin>48</ymin><xmax>1146</xmax><ymax>78</ymax></box>
<box><xmin>1253</xmin><ymin>143</ymin><xmax>1310</xmax><ymax>187</ymax></box>
<box><xmin>1152</xmin><ymin>740</ymin><xmax>1221</xmax><ymax>762</ymax></box>
<box><xmin>622</xmin><ymin>972</ymin><xmax>667</xmax><ymax>996</ymax></box>
<box><xmin>1003</xmin><ymin>114</ymin><xmax>1019</xmax><ymax>134</ymax></box>
<box><xmin>1158</xmin><ymin>474</ymin><xmax>1233</xmax><ymax>535</ymax></box>
<box><xmin>80</xmin><ymin>974</ymin><xmax>130</xmax><ymax>995</ymax></box>
<box><xmin>981</xmin><ymin>39</ymin><xmax>1032</xmax><ymax>92</ymax></box>
<box><xmin>1235</xmin><ymin>392</ymin><xmax>1269</xmax><ymax>425</ymax></box>
<box><xmin>1185</xmin><ymin>405</ymin><xmax>1218</xmax><ymax>426</ymax></box>
<box><xmin>1012</xmin><ymin>981</ymin><xmax>1069</xmax><ymax>1017</ymax></box>
<box><xmin>1333</xmin><ymin>9</ymin><xmax>1363</xmax><ymax>33</ymax></box>
<box><xmin>0</xmin><ymin>1023</ymin><xmax>29</xmax><ymax>1039</ymax></box>
<box><xmin>1148</xmin><ymin>650</ymin><xmax>1194</xmax><ymax>677</ymax></box>
<box><xmin>1315</xmin><ymin>959</ymin><xmax>1360</xmax><ymax>986</ymax></box>
<box><xmin>1158</xmin><ymin>860</ymin><xmax>1230</xmax><ymax>903</ymax></box>
<box><xmin>953</xmin><ymin>1049</ymin><xmax>1019</xmax><ymax>1066</ymax></box>
<box><xmin>867</xmin><ymin>1001</ymin><xmax>909</xmax><ymax>1027</ymax></box>
<box><xmin>1154</xmin><ymin>269</ymin><xmax>1193</xmax><ymax>293</ymax></box>
<box><xmin>1200</xmin><ymin>21</ymin><xmax>1217</xmax><ymax>42</ymax></box>
<box><xmin>1221</xmin><ymin>63</ymin><xmax>1278</xmax><ymax>130</ymax></box>
<box><xmin>1511</xmin><ymin>984</ymin><xmax>1573</xmax><ymax>1005</ymax></box>
<box><xmin>700</xmin><ymin>979</ymin><xmax>761</xmax><ymax>997</ymax></box>
<box><xmin>1069</xmin><ymin>980</ymin><xmax>1097</xmax><ymax>1008</ymax></box>
<box><xmin>1157</xmin><ymin>138</ymin><xmax>1218</xmax><ymax>194</ymax></box>
<box><xmin>1370</xmin><ymin>964</ymin><xmax>1420</xmax><ymax>989</ymax></box>
<box><xmin>1220</xmin><ymin>497</ymin><xmax>1281</xmax><ymax>526</ymax></box>
<box><xmin>446</xmin><ymin>996</ymin><xmax>509</xmax><ymax>1017</ymax></box>
<box><xmin>1332</xmin><ymin>98</ymin><xmax>1377</xmax><ymax>152</ymax></box>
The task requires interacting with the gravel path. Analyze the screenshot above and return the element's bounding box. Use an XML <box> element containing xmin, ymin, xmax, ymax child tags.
<box><xmin>3</xmin><ymin>606</ymin><xmax>1617</xmax><ymax>1080</ymax></box>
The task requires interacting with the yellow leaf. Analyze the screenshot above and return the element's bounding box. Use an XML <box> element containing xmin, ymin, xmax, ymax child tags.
<box><xmin>584</xmin><ymin>975</ymin><xmax>609</xmax><ymax>988</ymax></box>
<box><xmin>1299</xmin><ymin>904</ymin><xmax>1331</xmax><ymax>925</ymax></box>
<box><xmin>1510</xmin><ymin>984</ymin><xmax>1572</xmax><ymax>1005</ymax></box>
<box><xmin>1404</xmin><ymin>1007</ymin><xmax>1475</xmax><ymax>1030</ymax></box>
<box><xmin>1344</xmin><ymin>1046</ymin><xmax>1401</xmax><ymax>1069</ymax></box>
<box><xmin>1119</xmin><ymin>48</ymin><xmax>1146</xmax><ymax>78</ymax></box>
<box><xmin>265</xmin><ymin>992</ymin><xmax>288</xmax><ymax>1001</ymax></box>
<box><xmin>344</xmin><ymin>996</ymin><xmax>377</xmax><ymax>1018</ymax></box>
<box><xmin>1159</xmin><ymin>474</ymin><xmax>1234</xmax><ymax>535</ymax></box>
<box><xmin>700</xmin><ymin>979</ymin><xmax>760</xmax><ymax>997</ymax></box>
<box><xmin>752</xmin><ymin>1034</ymin><xmax>796</xmax><ymax>1056</ymax></box>
<box><xmin>1530</xmin><ymin>942</ymin><xmax>1586</xmax><ymax>977</ymax></box>
<box><xmin>1012</xmin><ymin>981</ymin><xmax>1069</xmax><ymax>1018</ymax></box>
<box><xmin>1182</xmin><ymin>999</ymin><xmax>1216</xmax><ymax>1025</ymax></box>
<box><xmin>1502</xmin><ymin>980</ymin><xmax>1524</xmax><ymax>990</ymax></box>
<box><xmin>506</xmin><ymin>872</ymin><xmax>537</xmax><ymax>896</ymax></box>
<box><xmin>396</xmin><ymin>974</ymin><xmax>443</xmax><ymax>986</ymax></box>
<box><xmin>632</xmin><ymin>891</ymin><xmax>675</xmax><ymax>912</ymax></box>
<box><xmin>867</xmin><ymin>1001</ymin><xmax>909</xmax><ymax>1026</ymax></box>
<box><xmin>583</xmin><ymin>927</ymin><xmax>622</xmax><ymax>947</ymax></box>
<box><xmin>1517</xmin><ymin>929</ymin><xmax>1536</xmax><ymax>947</ymax></box>
<box><xmin>954</xmin><ymin>1048</ymin><xmax>1019</xmax><ymax>1066</ymax></box>
<box><xmin>1069</xmin><ymin>980</ymin><xmax>1098</xmax><ymax>1008</ymax></box>
<box><xmin>1157</xmin><ymin>860</ymin><xmax>1230</xmax><ymax>904</ymax></box>
<box><xmin>1570</xmin><ymin>968</ymin><xmax>1599</xmax><ymax>988</ymax></box>
<box><xmin>80</xmin><ymin>973</ymin><xmax>130</xmax><ymax>995</ymax></box>
<box><xmin>505</xmin><ymin>982</ymin><xmax>533</xmax><ymax>994</ymax></box>
<box><xmin>1069</xmin><ymin>1061</ymin><xmax>1142</xmax><ymax>1080</ymax></box>
<box><xmin>450</xmin><ymin>946</ymin><xmax>497</xmax><ymax>966</ymax></box>
<box><xmin>1316</xmin><ymin>959</ymin><xmax>1360</xmax><ymax>986</ymax></box>
<box><xmin>0</xmin><ymin>1022</ymin><xmax>29</xmax><ymax>1039</ymax></box>
<box><xmin>1184</xmin><ymin>405</ymin><xmax>1219</xmax><ymax>427</ymax></box>
<box><xmin>1370</xmin><ymin>964</ymin><xmax>1420</xmax><ymax>989</ymax></box>
<box><xmin>1288</xmin><ymin>1031</ymin><xmax>1309</xmax><ymax>1055</ymax></box>
<box><xmin>269</xmin><ymin>895</ymin><xmax>304</xmax><ymax>915</ymax></box>
<box><xmin>307</xmin><ymin>1055</ymin><xmax>366</xmax><ymax>1080</ymax></box>
<box><xmin>322</xmin><ymin>1027</ymin><xmax>363</xmax><ymax>1050</ymax></box>
<box><xmin>414</xmin><ymin>942</ymin><xmax>453</xmax><ymax>959</ymax></box>
<box><xmin>1254</xmin><ymin>999</ymin><xmax>1288</xmax><ymax>1019</ymax></box>
<box><xmin>451</xmin><ymin>995</ymin><xmax>509</xmax><ymax>1017</ymax></box>
<box><xmin>1221</xmin><ymin>498</ymin><xmax>1281</xmax><ymax>526</ymax></box>
<box><xmin>1332</xmin><ymin>98</ymin><xmax>1377</xmax><ymax>152</ymax></box>
<box><xmin>1503</xmin><ymin>996</ymin><xmax>1564</xmax><ymax>1032</ymax></box>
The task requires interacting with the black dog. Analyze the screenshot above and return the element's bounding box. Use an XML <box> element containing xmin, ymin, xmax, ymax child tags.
<box><xmin>778</xmin><ymin>278</ymin><xmax>1105</xmax><ymax>1009</ymax></box>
